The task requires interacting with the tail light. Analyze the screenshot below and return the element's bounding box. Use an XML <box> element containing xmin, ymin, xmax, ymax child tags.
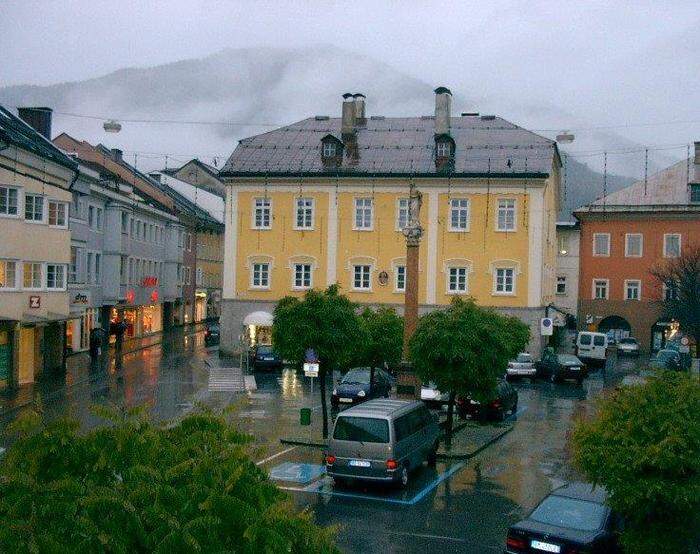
<box><xmin>386</xmin><ymin>459</ymin><xmax>398</xmax><ymax>470</ymax></box>
<box><xmin>506</xmin><ymin>535</ymin><xmax>527</xmax><ymax>551</ymax></box>
<box><xmin>491</xmin><ymin>399</ymin><xmax>502</xmax><ymax>408</ymax></box>
<box><xmin>325</xmin><ymin>455</ymin><xmax>336</xmax><ymax>465</ymax></box>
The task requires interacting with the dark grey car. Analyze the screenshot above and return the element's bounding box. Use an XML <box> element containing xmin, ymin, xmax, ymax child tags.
<box><xmin>325</xmin><ymin>399</ymin><xmax>440</xmax><ymax>488</ymax></box>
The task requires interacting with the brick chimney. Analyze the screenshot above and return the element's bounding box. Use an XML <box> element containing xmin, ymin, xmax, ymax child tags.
<box><xmin>111</xmin><ymin>148</ymin><xmax>123</xmax><ymax>162</ymax></box>
<box><xmin>353</xmin><ymin>93</ymin><xmax>366</xmax><ymax>125</ymax></box>
<box><xmin>17</xmin><ymin>107</ymin><xmax>52</xmax><ymax>140</ymax></box>
<box><xmin>434</xmin><ymin>87</ymin><xmax>452</xmax><ymax>136</ymax></box>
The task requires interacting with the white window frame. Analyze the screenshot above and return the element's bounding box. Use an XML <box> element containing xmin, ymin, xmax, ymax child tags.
<box><xmin>294</xmin><ymin>197</ymin><xmax>315</xmax><ymax>230</ymax></box>
<box><xmin>0</xmin><ymin>185</ymin><xmax>21</xmax><ymax>218</ymax></box>
<box><xmin>395</xmin><ymin>265</ymin><xmax>406</xmax><ymax>292</ymax></box>
<box><xmin>493</xmin><ymin>267</ymin><xmax>516</xmax><ymax>295</ymax></box>
<box><xmin>663</xmin><ymin>233</ymin><xmax>681</xmax><ymax>258</ymax></box>
<box><xmin>592</xmin><ymin>279</ymin><xmax>609</xmax><ymax>300</ymax></box>
<box><xmin>449</xmin><ymin>198</ymin><xmax>470</xmax><ymax>232</ymax></box>
<box><xmin>556</xmin><ymin>275</ymin><xmax>567</xmax><ymax>295</ymax></box>
<box><xmin>46</xmin><ymin>263</ymin><xmax>67</xmax><ymax>291</ymax></box>
<box><xmin>352</xmin><ymin>264</ymin><xmax>372</xmax><ymax>291</ymax></box>
<box><xmin>293</xmin><ymin>263</ymin><xmax>313</xmax><ymax>290</ymax></box>
<box><xmin>322</xmin><ymin>141</ymin><xmax>337</xmax><ymax>157</ymax></box>
<box><xmin>24</xmin><ymin>193</ymin><xmax>45</xmax><ymax>223</ymax></box>
<box><xmin>558</xmin><ymin>234</ymin><xmax>569</xmax><ymax>255</ymax></box>
<box><xmin>48</xmin><ymin>200</ymin><xmax>68</xmax><ymax>228</ymax></box>
<box><xmin>252</xmin><ymin>197</ymin><xmax>272</xmax><ymax>229</ymax></box>
<box><xmin>624</xmin><ymin>279</ymin><xmax>641</xmax><ymax>301</ymax></box>
<box><xmin>436</xmin><ymin>141</ymin><xmax>451</xmax><ymax>158</ymax></box>
<box><xmin>251</xmin><ymin>262</ymin><xmax>271</xmax><ymax>289</ymax></box>
<box><xmin>592</xmin><ymin>233</ymin><xmax>610</xmax><ymax>257</ymax></box>
<box><xmin>23</xmin><ymin>262</ymin><xmax>43</xmax><ymax>290</ymax></box>
<box><xmin>624</xmin><ymin>233</ymin><xmax>643</xmax><ymax>257</ymax></box>
<box><xmin>353</xmin><ymin>197</ymin><xmax>373</xmax><ymax>231</ymax></box>
<box><xmin>396</xmin><ymin>198</ymin><xmax>409</xmax><ymax>231</ymax></box>
<box><xmin>663</xmin><ymin>281</ymin><xmax>679</xmax><ymax>301</ymax></box>
<box><xmin>447</xmin><ymin>266</ymin><xmax>469</xmax><ymax>294</ymax></box>
<box><xmin>496</xmin><ymin>198</ymin><xmax>517</xmax><ymax>232</ymax></box>
<box><xmin>0</xmin><ymin>260</ymin><xmax>18</xmax><ymax>290</ymax></box>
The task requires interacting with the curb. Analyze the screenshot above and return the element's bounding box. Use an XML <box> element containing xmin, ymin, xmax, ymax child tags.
<box><xmin>280</xmin><ymin>437</ymin><xmax>328</xmax><ymax>448</ymax></box>
<box><xmin>436</xmin><ymin>423</ymin><xmax>513</xmax><ymax>460</ymax></box>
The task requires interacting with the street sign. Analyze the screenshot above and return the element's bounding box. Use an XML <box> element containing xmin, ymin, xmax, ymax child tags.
<box><xmin>304</xmin><ymin>348</ymin><xmax>318</xmax><ymax>363</ymax></box>
<box><xmin>540</xmin><ymin>317</ymin><xmax>553</xmax><ymax>336</ymax></box>
<box><xmin>304</xmin><ymin>362</ymin><xmax>319</xmax><ymax>377</ymax></box>
<box><xmin>681</xmin><ymin>336</ymin><xmax>689</xmax><ymax>346</ymax></box>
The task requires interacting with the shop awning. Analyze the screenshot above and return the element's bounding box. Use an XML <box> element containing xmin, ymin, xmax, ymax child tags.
<box><xmin>242</xmin><ymin>311</ymin><xmax>273</xmax><ymax>327</ymax></box>
<box><xmin>21</xmin><ymin>312</ymin><xmax>78</xmax><ymax>326</ymax></box>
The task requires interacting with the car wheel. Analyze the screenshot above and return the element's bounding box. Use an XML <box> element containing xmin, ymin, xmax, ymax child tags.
<box><xmin>399</xmin><ymin>465</ymin><xmax>409</xmax><ymax>488</ymax></box>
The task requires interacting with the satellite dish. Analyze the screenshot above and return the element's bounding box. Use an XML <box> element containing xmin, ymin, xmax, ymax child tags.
<box><xmin>103</xmin><ymin>120</ymin><xmax>122</xmax><ymax>133</ymax></box>
<box><xmin>556</xmin><ymin>131</ymin><xmax>574</xmax><ymax>144</ymax></box>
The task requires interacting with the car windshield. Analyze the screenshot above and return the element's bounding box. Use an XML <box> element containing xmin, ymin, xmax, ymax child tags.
<box><xmin>530</xmin><ymin>496</ymin><xmax>607</xmax><ymax>531</ymax></box>
<box><xmin>516</xmin><ymin>354</ymin><xmax>532</xmax><ymax>363</ymax></box>
<box><xmin>208</xmin><ymin>325</ymin><xmax>220</xmax><ymax>332</ymax></box>
<box><xmin>619</xmin><ymin>338</ymin><xmax>636</xmax><ymax>345</ymax></box>
<box><xmin>579</xmin><ymin>334</ymin><xmax>592</xmax><ymax>345</ymax></box>
<box><xmin>342</xmin><ymin>369</ymin><xmax>371</xmax><ymax>385</ymax></box>
<box><xmin>333</xmin><ymin>416</ymin><xmax>389</xmax><ymax>443</ymax></box>
<box><xmin>558</xmin><ymin>355</ymin><xmax>582</xmax><ymax>365</ymax></box>
<box><xmin>256</xmin><ymin>346</ymin><xmax>273</xmax><ymax>355</ymax></box>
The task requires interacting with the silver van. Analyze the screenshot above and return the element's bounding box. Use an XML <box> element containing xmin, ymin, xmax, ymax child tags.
<box><xmin>325</xmin><ymin>399</ymin><xmax>440</xmax><ymax>487</ymax></box>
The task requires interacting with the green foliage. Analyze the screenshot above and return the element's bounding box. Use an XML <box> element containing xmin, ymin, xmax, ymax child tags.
<box><xmin>355</xmin><ymin>307</ymin><xmax>404</xmax><ymax>370</ymax></box>
<box><xmin>272</xmin><ymin>285</ymin><xmax>363</xmax><ymax>372</ymax></box>
<box><xmin>0</xmin><ymin>407</ymin><xmax>338</xmax><ymax>553</ymax></box>
<box><xmin>572</xmin><ymin>372</ymin><xmax>700</xmax><ymax>553</ymax></box>
<box><xmin>409</xmin><ymin>298</ymin><xmax>529</xmax><ymax>402</ymax></box>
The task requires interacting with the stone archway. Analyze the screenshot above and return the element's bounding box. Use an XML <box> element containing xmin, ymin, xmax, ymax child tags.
<box><xmin>598</xmin><ymin>315</ymin><xmax>632</xmax><ymax>342</ymax></box>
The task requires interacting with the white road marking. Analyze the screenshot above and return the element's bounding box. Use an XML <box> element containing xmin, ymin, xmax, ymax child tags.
<box><xmin>255</xmin><ymin>446</ymin><xmax>297</xmax><ymax>466</ymax></box>
<box><xmin>387</xmin><ymin>530</ymin><xmax>468</xmax><ymax>543</ymax></box>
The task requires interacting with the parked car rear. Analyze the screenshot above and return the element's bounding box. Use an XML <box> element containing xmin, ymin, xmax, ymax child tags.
<box><xmin>506</xmin><ymin>353</ymin><xmax>536</xmax><ymax>379</ymax></box>
<box><xmin>420</xmin><ymin>381</ymin><xmax>449</xmax><ymax>408</ymax></box>
<box><xmin>456</xmin><ymin>379</ymin><xmax>518</xmax><ymax>421</ymax></box>
<box><xmin>331</xmin><ymin>367</ymin><xmax>393</xmax><ymax>409</ymax></box>
<box><xmin>251</xmin><ymin>345</ymin><xmax>283</xmax><ymax>369</ymax></box>
<box><xmin>204</xmin><ymin>323</ymin><xmax>220</xmax><ymax>346</ymax></box>
<box><xmin>325</xmin><ymin>399</ymin><xmax>440</xmax><ymax>488</ymax></box>
<box><xmin>616</xmin><ymin>337</ymin><xmax>640</xmax><ymax>356</ymax></box>
<box><xmin>576</xmin><ymin>332</ymin><xmax>608</xmax><ymax>366</ymax></box>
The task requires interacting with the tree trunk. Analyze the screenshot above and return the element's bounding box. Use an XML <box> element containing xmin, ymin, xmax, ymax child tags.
<box><xmin>446</xmin><ymin>391</ymin><xmax>456</xmax><ymax>448</ymax></box>
<box><xmin>319</xmin><ymin>368</ymin><xmax>329</xmax><ymax>439</ymax></box>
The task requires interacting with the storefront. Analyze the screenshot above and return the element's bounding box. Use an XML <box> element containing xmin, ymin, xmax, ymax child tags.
<box><xmin>242</xmin><ymin>311</ymin><xmax>273</xmax><ymax>347</ymax></box>
<box><xmin>110</xmin><ymin>304</ymin><xmax>163</xmax><ymax>341</ymax></box>
<box><xmin>66</xmin><ymin>308</ymin><xmax>99</xmax><ymax>353</ymax></box>
<box><xmin>195</xmin><ymin>291</ymin><xmax>207</xmax><ymax>322</ymax></box>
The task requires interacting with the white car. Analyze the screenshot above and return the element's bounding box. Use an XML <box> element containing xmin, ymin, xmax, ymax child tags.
<box><xmin>506</xmin><ymin>353</ymin><xmax>536</xmax><ymax>379</ymax></box>
<box><xmin>420</xmin><ymin>381</ymin><xmax>449</xmax><ymax>407</ymax></box>
<box><xmin>617</xmin><ymin>337</ymin><xmax>640</xmax><ymax>356</ymax></box>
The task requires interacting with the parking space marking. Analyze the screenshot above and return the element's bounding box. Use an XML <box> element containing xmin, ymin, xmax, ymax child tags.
<box><xmin>277</xmin><ymin>462</ymin><xmax>465</xmax><ymax>506</ymax></box>
<box><xmin>255</xmin><ymin>446</ymin><xmax>297</xmax><ymax>466</ymax></box>
<box><xmin>387</xmin><ymin>530</ymin><xmax>468</xmax><ymax>543</ymax></box>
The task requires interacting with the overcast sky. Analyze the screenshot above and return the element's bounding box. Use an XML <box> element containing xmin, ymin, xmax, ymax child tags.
<box><xmin>1</xmin><ymin>1</ymin><xmax>698</xmax><ymax>153</ymax></box>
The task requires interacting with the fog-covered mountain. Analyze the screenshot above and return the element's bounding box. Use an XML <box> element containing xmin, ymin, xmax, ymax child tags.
<box><xmin>0</xmin><ymin>45</ymin><xmax>647</xmax><ymax>216</ymax></box>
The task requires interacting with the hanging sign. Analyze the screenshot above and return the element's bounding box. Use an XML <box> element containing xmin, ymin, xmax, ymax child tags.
<box><xmin>29</xmin><ymin>295</ymin><xmax>41</xmax><ymax>309</ymax></box>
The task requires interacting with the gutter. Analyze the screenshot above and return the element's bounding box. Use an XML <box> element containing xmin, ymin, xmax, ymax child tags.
<box><xmin>219</xmin><ymin>170</ymin><xmax>550</xmax><ymax>180</ymax></box>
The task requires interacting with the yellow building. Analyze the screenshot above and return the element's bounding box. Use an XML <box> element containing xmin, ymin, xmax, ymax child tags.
<box><xmin>219</xmin><ymin>89</ymin><xmax>560</xmax><ymax>355</ymax></box>
<box><xmin>195</xmin><ymin>228</ymin><xmax>224</xmax><ymax>321</ymax></box>
<box><xmin>0</xmin><ymin>106</ymin><xmax>77</xmax><ymax>388</ymax></box>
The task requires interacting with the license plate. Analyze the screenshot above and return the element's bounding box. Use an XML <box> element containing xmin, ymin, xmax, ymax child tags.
<box><xmin>531</xmin><ymin>540</ymin><xmax>561</xmax><ymax>553</ymax></box>
<box><xmin>570</xmin><ymin>366</ymin><xmax>580</xmax><ymax>371</ymax></box>
<box><xmin>264</xmin><ymin>357</ymin><xmax>274</xmax><ymax>360</ymax></box>
<box><xmin>349</xmin><ymin>460</ymin><xmax>370</xmax><ymax>467</ymax></box>
<box><xmin>339</xmin><ymin>398</ymin><xmax>353</xmax><ymax>403</ymax></box>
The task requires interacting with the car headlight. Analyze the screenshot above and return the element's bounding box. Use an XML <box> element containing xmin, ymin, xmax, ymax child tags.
<box><xmin>357</xmin><ymin>390</ymin><xmax>366</xmax><ymax>397</ymax></box>
<box><xmin>332</xmin><ymin>388</ymin><xmax>337</xmax><ymax>396</ymax></box>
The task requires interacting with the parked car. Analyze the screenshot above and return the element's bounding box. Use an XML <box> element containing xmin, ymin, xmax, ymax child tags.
<box><xmin>325</xmin><ymin>399</ymin><xmax>440</xmax><ymax>488</ymax></box>
<box><xmin>420</xmin><ymin>381</ymin><xmax>449</xmax><ymax>408</ymax></box>
<box><xmin>331</xmin><ymin>367</ymin><xmax>393</xmax><ymax>408</ymax></box>
<box><xmin>649</xmin><ymin>348</ymin><xmax>682</xmax><ymax>370</ymax></box>
<box><xmin>576</xmin><ymin>331</ymin><xmax>608</xmax><ymax>366</ymax></box>
<box><xmin>616</xmin><ymin>337</ymin><xmax>640</xmax><ymax>356</ymax></box>
<box><xmin>506</xmin><ymin>482</ymin><xmax>621</xmax><ymax>553</ymax></box>
<box><xmin>456</xmin><ymin>379</ymin><xmax>518</xmax><ymax>421</ymax></box>
<box><xmin>506</xmin><ymin>352</ymin><xmax>536</xmax><ymax>379</ymax></box>
<box><xmin>204</xmin><ymin>323</ymin><xmax>220</xmax><ymax>346</ymax></box>
<box><xmin>537</xmin><ymin>351</ymin><xmax>588</xmax><ymax>384</ymax></box>
<box><xmin>251</xmin><ymin>345</ymin><xmax>283</xmax><ymax>370</ymax></box>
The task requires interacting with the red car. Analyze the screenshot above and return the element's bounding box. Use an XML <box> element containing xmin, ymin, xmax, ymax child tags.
<box><xmin>456</xmin><ymin>380</ymin><xmax>518</xmax><ymax>421</ymax></box>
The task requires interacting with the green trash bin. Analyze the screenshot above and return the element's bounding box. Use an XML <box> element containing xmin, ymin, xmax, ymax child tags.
<box><xmin>300</xmin><ymin>408</ymin><xmax>311</xmax><ymax>426</ymax></box>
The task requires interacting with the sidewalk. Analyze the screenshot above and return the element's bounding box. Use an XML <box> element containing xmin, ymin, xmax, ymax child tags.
<box><xmin>0</xmin><ymin>323</ymin><xmax>207</xmax><ymax>419</ymax></box>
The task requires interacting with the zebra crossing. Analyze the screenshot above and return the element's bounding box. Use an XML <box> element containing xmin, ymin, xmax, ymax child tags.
<box><xmin>208</xmin><ymin>367</ymin><xmax>247</xmax><ymax>392</ymax></box>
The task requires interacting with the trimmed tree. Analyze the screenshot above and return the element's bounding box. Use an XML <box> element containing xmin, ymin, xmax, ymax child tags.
<box><xmin>272</xmin><ymin>285</ymin><xmax>364</xmax><ymax>438</ymax></box>
<box><xmin>572</xmin><ymin>371</ymin><xmax>700</xmax><ymax>553</ymax></box>
<box><xmin>650</xmin><ymin>245</ymin><xmax>700</xmax><ymax>350</ymax></box>
<box><xmin>0</xmin><ymin>407</ymin><xmax>338</xmax><ymax>553</ymax></box>
<box><xmin>409</xmin><ymin>298</ymin><xmax>529</xmax><ymax>437</ymax></box>
<box><xmin>355</xmin><ymin>307</ymin><xmax>404</xmax><ymax>388</ymax></box>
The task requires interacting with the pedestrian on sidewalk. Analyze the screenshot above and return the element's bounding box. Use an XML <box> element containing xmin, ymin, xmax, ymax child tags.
<box><xmin>89</xmin><ymin>326</ymin><xmax>104</xmax><ymax>361</ymax></box>
<box><xmin>115</xmin><ymin>319</ymin><xmax>127</xmax><ymax>356</ymax></box>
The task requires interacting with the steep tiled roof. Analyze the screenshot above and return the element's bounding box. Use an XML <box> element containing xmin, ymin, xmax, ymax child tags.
<box><xmin>0</xmin><ymin>105</ymin><xmax>77</xmax><ymax>171</ymax></box>
<box><xmin>221</xmin><ymin>116</ymin><xmax>557</xmax><ymax>177</ymax></box>
<box><xmin>580</xmin><ymin>158</ymin><xmax>695</xmax><ymax>210</ymax></box>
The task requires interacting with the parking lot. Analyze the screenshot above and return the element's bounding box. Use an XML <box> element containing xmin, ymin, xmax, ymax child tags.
<box><xmin>251</xmin><ymin>355</ymin><xmax>638</xmax><ymax>553</ymax></box>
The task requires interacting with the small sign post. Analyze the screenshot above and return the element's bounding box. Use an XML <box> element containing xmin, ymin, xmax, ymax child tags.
<box><xmin>304</xmin><ymin>348</ymin><xmax>319</xmax><ymax>395</ymax></box>
<box><xmin>540</xmin><ymin>317</ymin><xmax>553</xmax><ymax>336</ymax></box>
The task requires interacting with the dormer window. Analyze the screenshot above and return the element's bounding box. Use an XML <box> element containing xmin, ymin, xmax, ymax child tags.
<box><xmin>322</xmin><ymin>142</ymin><xmax>337</xmax><ymax>157</ymax></box>
<box><xmin>434</xmin><ymin>134</ymin><xmax>455</xmax><ymax>161</ymax></box>
<box><xmin>436</xmin><ymin>141</ymin><xmax>451</xmax><ymax>158</ymax></box>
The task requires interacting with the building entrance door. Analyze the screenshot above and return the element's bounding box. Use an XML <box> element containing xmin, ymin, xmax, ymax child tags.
<box><xmin>18</xmin><ymin>327</ymin><xmax>35</xmax><ymax>384</ymax></box>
